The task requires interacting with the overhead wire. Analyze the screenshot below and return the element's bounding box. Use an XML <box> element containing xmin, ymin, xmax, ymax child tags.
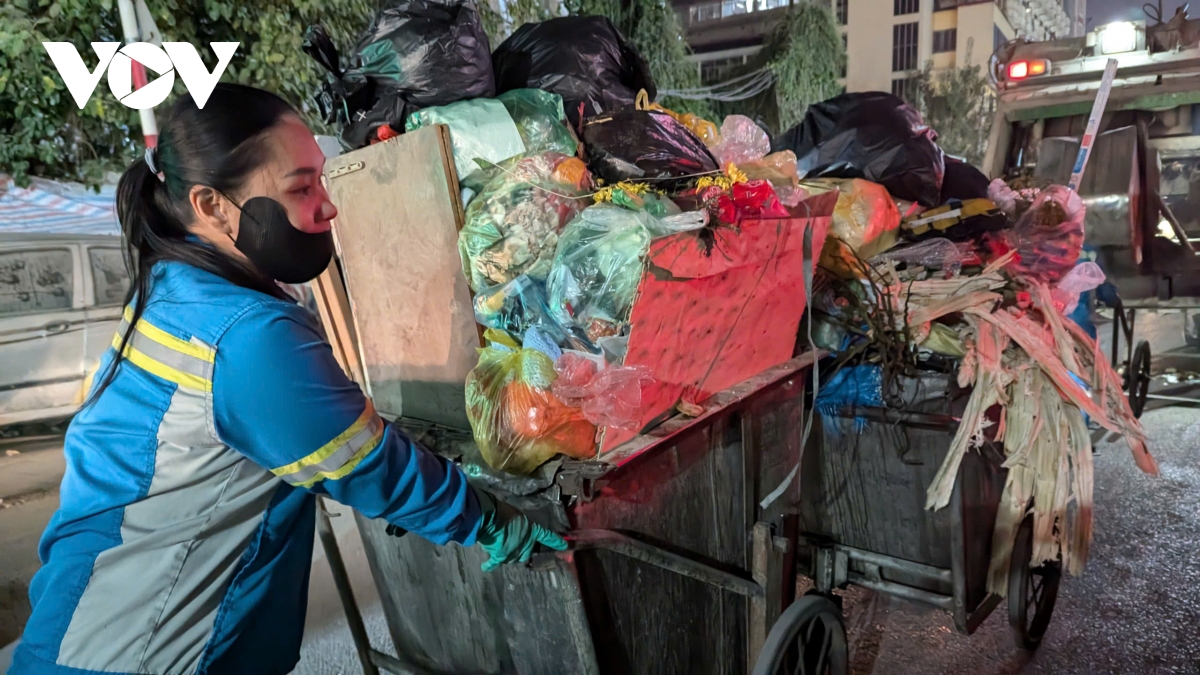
<box><xmin>658</xmin><ymin>68</ymin><xmax>775</xmax><ymax>102</ymax></box>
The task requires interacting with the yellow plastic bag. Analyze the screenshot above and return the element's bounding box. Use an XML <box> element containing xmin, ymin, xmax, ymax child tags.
<box><xmin>635</xmin><ymin>90</ymin><xmax>720</xmax><ymax>146</ymax></box>
<box><xmin>465</xmin><ymin>345</ymin><xmax>598</xmax><ymax>474</ymax></box>
<box><xmin>806</xmin><ymin>178</ymin><xmax>901</xmax><ymax>277</ymax></box>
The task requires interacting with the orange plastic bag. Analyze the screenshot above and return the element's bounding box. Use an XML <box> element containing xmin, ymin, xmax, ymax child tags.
<box><xmin>465</xmin><ymin>345</ymin><xmax>597</xmax><ymax>474</ymax></box>
<box><xmin>635</xmin><ymin>90</ymin><xmax>720</xmax><ymax>146</ymax></box>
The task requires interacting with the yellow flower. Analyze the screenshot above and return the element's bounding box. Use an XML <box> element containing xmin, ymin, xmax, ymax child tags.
<box><xmin>593</xmin><ymin>180</ymin><xmax>650</xmax><ymax>203</ymax></box>
<box><xmin>694</xmin><ymin>164</ymin><xmax>749</xmax><ymax>191</ymax></box>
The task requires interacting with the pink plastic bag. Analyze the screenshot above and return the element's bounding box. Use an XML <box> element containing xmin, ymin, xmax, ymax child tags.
<box><xmin>552</xmin><ymin>352</ymin><xmax>600</xmax><ymax>405</ymax></box>
<box><xmin>711</xmin><ymin>115</ymin><xmax>771</xmax><ymax>167</ymax></box>
<box><xmin>1051</xmin><ymin>261</ymin><xmax>1105</xmax><ymax>314</ymax></box>
<box><xmin>552</xmin><ymin>352</ymin><xmax>654</xmax><ymax>430</ymax></box>
<box><xmin>1005</xmin><ymin>186</ymin><xmax>1085</xmax><ymax>284</ymax></box>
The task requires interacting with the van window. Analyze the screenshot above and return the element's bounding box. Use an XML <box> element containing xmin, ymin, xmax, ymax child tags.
<box><xmin>0</xmin><ymin>249</ymin><xmax>74</xmax><ymax>317</ymax></box>
<box><xmin>89</xmin><ymin>248</ymin><xmax>130</xmax><ymax>307</ymax></box>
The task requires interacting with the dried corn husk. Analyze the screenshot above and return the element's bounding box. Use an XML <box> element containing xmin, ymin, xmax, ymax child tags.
<box><xmin>917</xmin><ymin>277</ymin><xmax>1155</xmax><ymax>595</ymax></box>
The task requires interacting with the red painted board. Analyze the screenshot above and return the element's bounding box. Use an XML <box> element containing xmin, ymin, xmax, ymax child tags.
<box><xmin>599</xmin><ymin>210</ymin><xmax>831</xmax><ymax>453</ymax></box>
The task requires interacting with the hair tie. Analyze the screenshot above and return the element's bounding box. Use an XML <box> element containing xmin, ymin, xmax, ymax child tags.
<box><xmin>144</xmin><ymin>147</ymin><xmax>164</xmax><ymax>182</ymax></box>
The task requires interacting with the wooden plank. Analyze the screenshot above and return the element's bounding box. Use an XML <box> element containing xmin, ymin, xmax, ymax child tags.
<box><xmin>312</xmin><ymin>258</ymin><xmax>365</xmax><ymax>387</ymax></box>
<box><xmin>322</xmin><ymin>126</ymin><xmax>479</xmax><ymax>429</ymax></box>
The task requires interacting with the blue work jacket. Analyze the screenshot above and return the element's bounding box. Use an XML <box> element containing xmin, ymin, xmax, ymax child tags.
<box><xmin>12</xmin><ymin>261</ymin><xmax>482</xmax><ymax>674</ymax></box>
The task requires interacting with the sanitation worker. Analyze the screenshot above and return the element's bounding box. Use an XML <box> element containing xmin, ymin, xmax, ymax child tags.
<box><xmin>11</xmin><ymin>84</ymin><xmax>565</xmax><ymax>674</ymax></box>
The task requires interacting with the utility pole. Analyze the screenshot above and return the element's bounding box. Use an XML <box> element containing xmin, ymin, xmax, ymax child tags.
<box><xmin>116</xmin><ymin>0</ymin><xmax>159</xmax><ymax>148</ymax></box>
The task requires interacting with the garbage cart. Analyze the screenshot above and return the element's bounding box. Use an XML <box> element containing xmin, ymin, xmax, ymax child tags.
<box><xmin>751</xmin><ymin>370</ymin><xmax>1062</xmax><ymax>674</ymax></box>
<box><xmin>327</xmin><ymin>352</ymin><xmax>817</xmax><ymax>675</ymax></box>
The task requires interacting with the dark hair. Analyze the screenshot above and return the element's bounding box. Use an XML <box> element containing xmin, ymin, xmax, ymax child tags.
<box><xmin>89</xmin><ymin>83</ymin><xmax>299</xmax><ymax>406</ymax></box>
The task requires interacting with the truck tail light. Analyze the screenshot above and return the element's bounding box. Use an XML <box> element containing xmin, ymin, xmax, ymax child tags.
<box><xmin>1007</xmin><ymin>59</ymin><xmax>1049</xmax><ymax>80</ymax></box>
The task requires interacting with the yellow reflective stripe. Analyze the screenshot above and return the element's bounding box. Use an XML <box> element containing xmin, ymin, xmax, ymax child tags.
<box><xmin>112</xmin><ymin>333</ymin><xmax>213</xmax><ymax>392</ymax></box>
<box><xmin>123</xmin><ymin>306</ymin><xmax>215</xmax><ymax>363</ymax></box>
<box><xmin>270</xmin><ymin>401</ymin><xmax>379</xmax><ymax>480</ymax></box>
<box><xmin>293</xmin><ymin>430</ymin><xmax>384</xmax><ymax>489</ymax></box>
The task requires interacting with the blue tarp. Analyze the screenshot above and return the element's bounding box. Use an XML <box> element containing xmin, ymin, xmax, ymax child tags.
<box><xmin>0</xmin><ymin>178</ymin><xmax>119</xmax><ymax>235</ymax></box>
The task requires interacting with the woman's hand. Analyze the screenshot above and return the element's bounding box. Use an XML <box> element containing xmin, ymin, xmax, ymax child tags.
<box><xmin>473</xmin><ymin>489</ymin><xmax>567</xmax><ymax>572</ymax></box>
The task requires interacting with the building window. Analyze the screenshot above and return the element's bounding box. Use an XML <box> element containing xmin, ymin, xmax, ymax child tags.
<box><xmin>892</xmin><ymin>22</ymin><xmax>919</xmax><ymax>71</ymax></box>
<box><xmin>840</xmin><ymin>34</ymin><xmax>848</xmax><ymax>78</ymax></box>
<box><xmin>761</xmin><ymin>0</ymin><xmax>789</xmax><ymax>9</ymax></box>
<box><xmin>721</xmin><ymin>0</ymin><xmax>749</xmax><ymax>17</ymax></box>
<box><xmin>894</xmin><ymin>0</ymin><xmax>918</xmax><ymax>15</ymax></box>
<box><xmin>689</xmin><ymin>2</ymin><xmax>722</xmax><ymax>22</ymax></box>
<box><xmin>933</xmin><ymin>28</ymin><xmax>957</xmax><ymax>53</ymax></box>
<box><xmin>994</xmin><ymin>25</ymin><xmax>1007</xmax><ymax>51</ymax></box>
<box><xmin>837</xmin><ymin>0</ymin><xmax>849</xmax><ymax>24</ymax></box>
<box><xmin>891</xmin><ymin>76</ymin><xmax>919</xmax><ymax>103</ymax></box>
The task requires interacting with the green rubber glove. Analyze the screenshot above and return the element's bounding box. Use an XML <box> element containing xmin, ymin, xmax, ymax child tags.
<box><xmin>473</xmin><ymin>489</ymin><xmax>567</xmax><ymax>572</ymax></box>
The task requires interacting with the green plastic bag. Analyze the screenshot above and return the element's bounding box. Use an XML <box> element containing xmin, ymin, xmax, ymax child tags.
<box><xmin>545</xmin><ymin>205</ymin><xmax>705</xmax><ymax>342</ymax></box>
<box><xmin>405</xmin><ymin>98</ymin><xmax>526</xmax><ymax>181</ymax></box>
<box><xmin>497</xmin><ymin>89</ymin><xmax>579</xmax><ymax>157</ymax></box>
<box><xmin>458</xmin><ymin>152</ymin><xmax>592</xmax><ymax>292</ymax></box>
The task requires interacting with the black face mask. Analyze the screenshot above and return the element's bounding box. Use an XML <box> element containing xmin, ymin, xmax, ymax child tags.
<box><xmin>232</xmin><ymin>196</ymin><xmax>333</xmax><ymax>284</ymax></box>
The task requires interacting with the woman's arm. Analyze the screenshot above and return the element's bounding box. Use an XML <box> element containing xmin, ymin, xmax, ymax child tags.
<box><xmin>212</xmin><ymin>302</ymin><xmax>482</xmax><ymax>546</ymax></box>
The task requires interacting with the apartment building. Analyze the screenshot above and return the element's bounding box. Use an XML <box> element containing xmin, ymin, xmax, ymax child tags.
<box><xmin>677</xmin><ymin>0</ymin><xmax>1083</xmax><ymax>91</ymax></box>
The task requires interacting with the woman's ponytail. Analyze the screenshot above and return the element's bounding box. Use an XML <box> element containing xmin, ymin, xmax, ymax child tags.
<box><xmin>84</xmin><ymin>84</ymin><xmax>299</xmax><ymax>407</ymax></box>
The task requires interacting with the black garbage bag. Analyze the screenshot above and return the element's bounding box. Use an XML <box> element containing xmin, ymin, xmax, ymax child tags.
<box><xmin>581</xmin><ymin>110</ymin><xmax>718</xmax><ymax>190</ymax></box>
<box><xmin>940</xmin><ymin>156</ymin><xmax>990</xmax><ymax>202</ymax></box>
<box><xmin>492</xmin><ymin>16</ymin><xmax>655</xmax><ymax>127</ymax></box>
<box><xmin>303</xmin><ymin>0</ymin><xmax>493</xmax><ymax>150</ymax></box>
<box><xmin>771</xmin><ymin>92</ymin><xmax>945</xmax><ymax>207</ymax></box>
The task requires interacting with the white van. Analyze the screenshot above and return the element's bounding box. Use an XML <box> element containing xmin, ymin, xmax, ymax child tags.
<box><xmin>0</xmin><ymin>233</ymin><xmax>129</xmax><ymax>428</ymax></box>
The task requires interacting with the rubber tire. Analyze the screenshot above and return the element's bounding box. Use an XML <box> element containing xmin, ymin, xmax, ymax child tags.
<box><xmin>1008</xmin><ymin>517</ymin><xmax>1062</xmax><ymax>650</ymax></box>
<box><xmin>752</xmin><ymin>594</ymin><xmax>849</xmax><ymax>675</ymax></box>
<box><xmin>1128</xmin><ymin>340</ymin><xmax>1152</xmax><ymax>419</ymax></box>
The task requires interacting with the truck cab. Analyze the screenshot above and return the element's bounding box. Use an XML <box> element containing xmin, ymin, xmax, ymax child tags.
<box><xmin>983</xmin><ymin>15</ymin><xmax>1200</xmax><ymax>300</ymax></box>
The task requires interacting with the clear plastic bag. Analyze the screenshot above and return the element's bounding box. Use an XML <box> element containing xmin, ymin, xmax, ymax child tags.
<box><xmin>459</xmin><ymin>152</ymin><xmax>592</xmax><ymax>292</ymax></box>
<box><xmin>552</xmin><ymin>352</ymin><xmax>654</xmax><ymax>430</ymax></box>
<box><xmin>465</xmin><ymin>346</ymin><xmax>597</xmax><ymax>474</ymax></box>
<box><xmin>711</xmin><ymin>115</ymin><xmax>770</xmax><ymax>167</ymax></box>
<box><xmin>873</xmin><ymin>238</ymin><xmax>965</xmax><ymax>273</ymax></box>
<box><xmin>473</xmin><ymin>275</ymin><xmax>573</xmax><ymax>347</ymax></box>
<box><xmin>1005</xmin><ymin>185</ymin><xmax>1086</xmax><ymax>284</ymax></box>
<box><xmin>497</xmin><ymin>89</ymin><xmax>580</xmax><ymax>157</ymax></box>
<box><xmin>546</xmin><ymin>205</ymin><xmax>657</xmax><ymax>341</ymax></box>
<box><xmin>1052</xmin><ymin>261</ymin><xmax>1106</xmax><ymax>315</ymax></box>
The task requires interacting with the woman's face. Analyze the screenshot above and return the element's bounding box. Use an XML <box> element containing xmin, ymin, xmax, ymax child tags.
<box><xmin>189</xmin><ymin>114</ymin><xmax>338</xmax><ymax>256</ymax></box>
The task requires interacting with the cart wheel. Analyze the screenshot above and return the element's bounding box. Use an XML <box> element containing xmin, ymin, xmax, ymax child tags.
<box><xmin>1007</xmin><ymin>517</ymin><xmax>1061</xmax><ymax>650</ymax></box>
<box><xmin>752</xmin><ymin>594</ymin><xmax>848</xmax><ymax>675</ymax></box>
<box><xmin>1126</xmin><ymin>340</ymin><xmax>1152</xmax><ymax>419</ymax></box>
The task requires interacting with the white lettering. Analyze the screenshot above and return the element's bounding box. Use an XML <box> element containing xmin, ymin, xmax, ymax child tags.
<box><xmin>42</xmin><ymin>42</ymin><xmax>121</xmax><ymax>110</ymax></box>
<box><xmin>42</xmin><ymin>41</ymin><xmax>240</xmax><ymax>110</ymax></box>
<box><xmin>107</xmin><ymin>42</ymin><xmax>175</xmax><ymax>110</ymax></box>
<box><xmin>162</xmin><ymin>43</ymin><xmax>239</xmax><ymax>109</ymax></box>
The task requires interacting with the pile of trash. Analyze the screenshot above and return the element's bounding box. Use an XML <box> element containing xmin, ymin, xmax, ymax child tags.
<box><xmin>303</xmin><ymin>9</ymin><xmax>1156</xmax><ymax>581</ymax></box>
<box><xmin>305</xmin><ymin>7</ymin><xmax>806</xmax><ymax>475</ymax></box>
<box><xmin>793</xmin><ymin>94</ymin><xmax>1157</xmax><ymax>594</ymax></box>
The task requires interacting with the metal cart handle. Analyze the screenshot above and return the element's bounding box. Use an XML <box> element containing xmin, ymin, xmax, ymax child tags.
<box><xmin>531</xmin><ymin>529</ymin><xmax>764</xmax><ymax>598</ymax></box>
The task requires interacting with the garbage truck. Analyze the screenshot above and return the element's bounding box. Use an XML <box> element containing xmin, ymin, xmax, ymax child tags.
<box><xmin>983</xmin><ymin>13</ymin><xmax>1200</xmax><ymax>302</ymax></box>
